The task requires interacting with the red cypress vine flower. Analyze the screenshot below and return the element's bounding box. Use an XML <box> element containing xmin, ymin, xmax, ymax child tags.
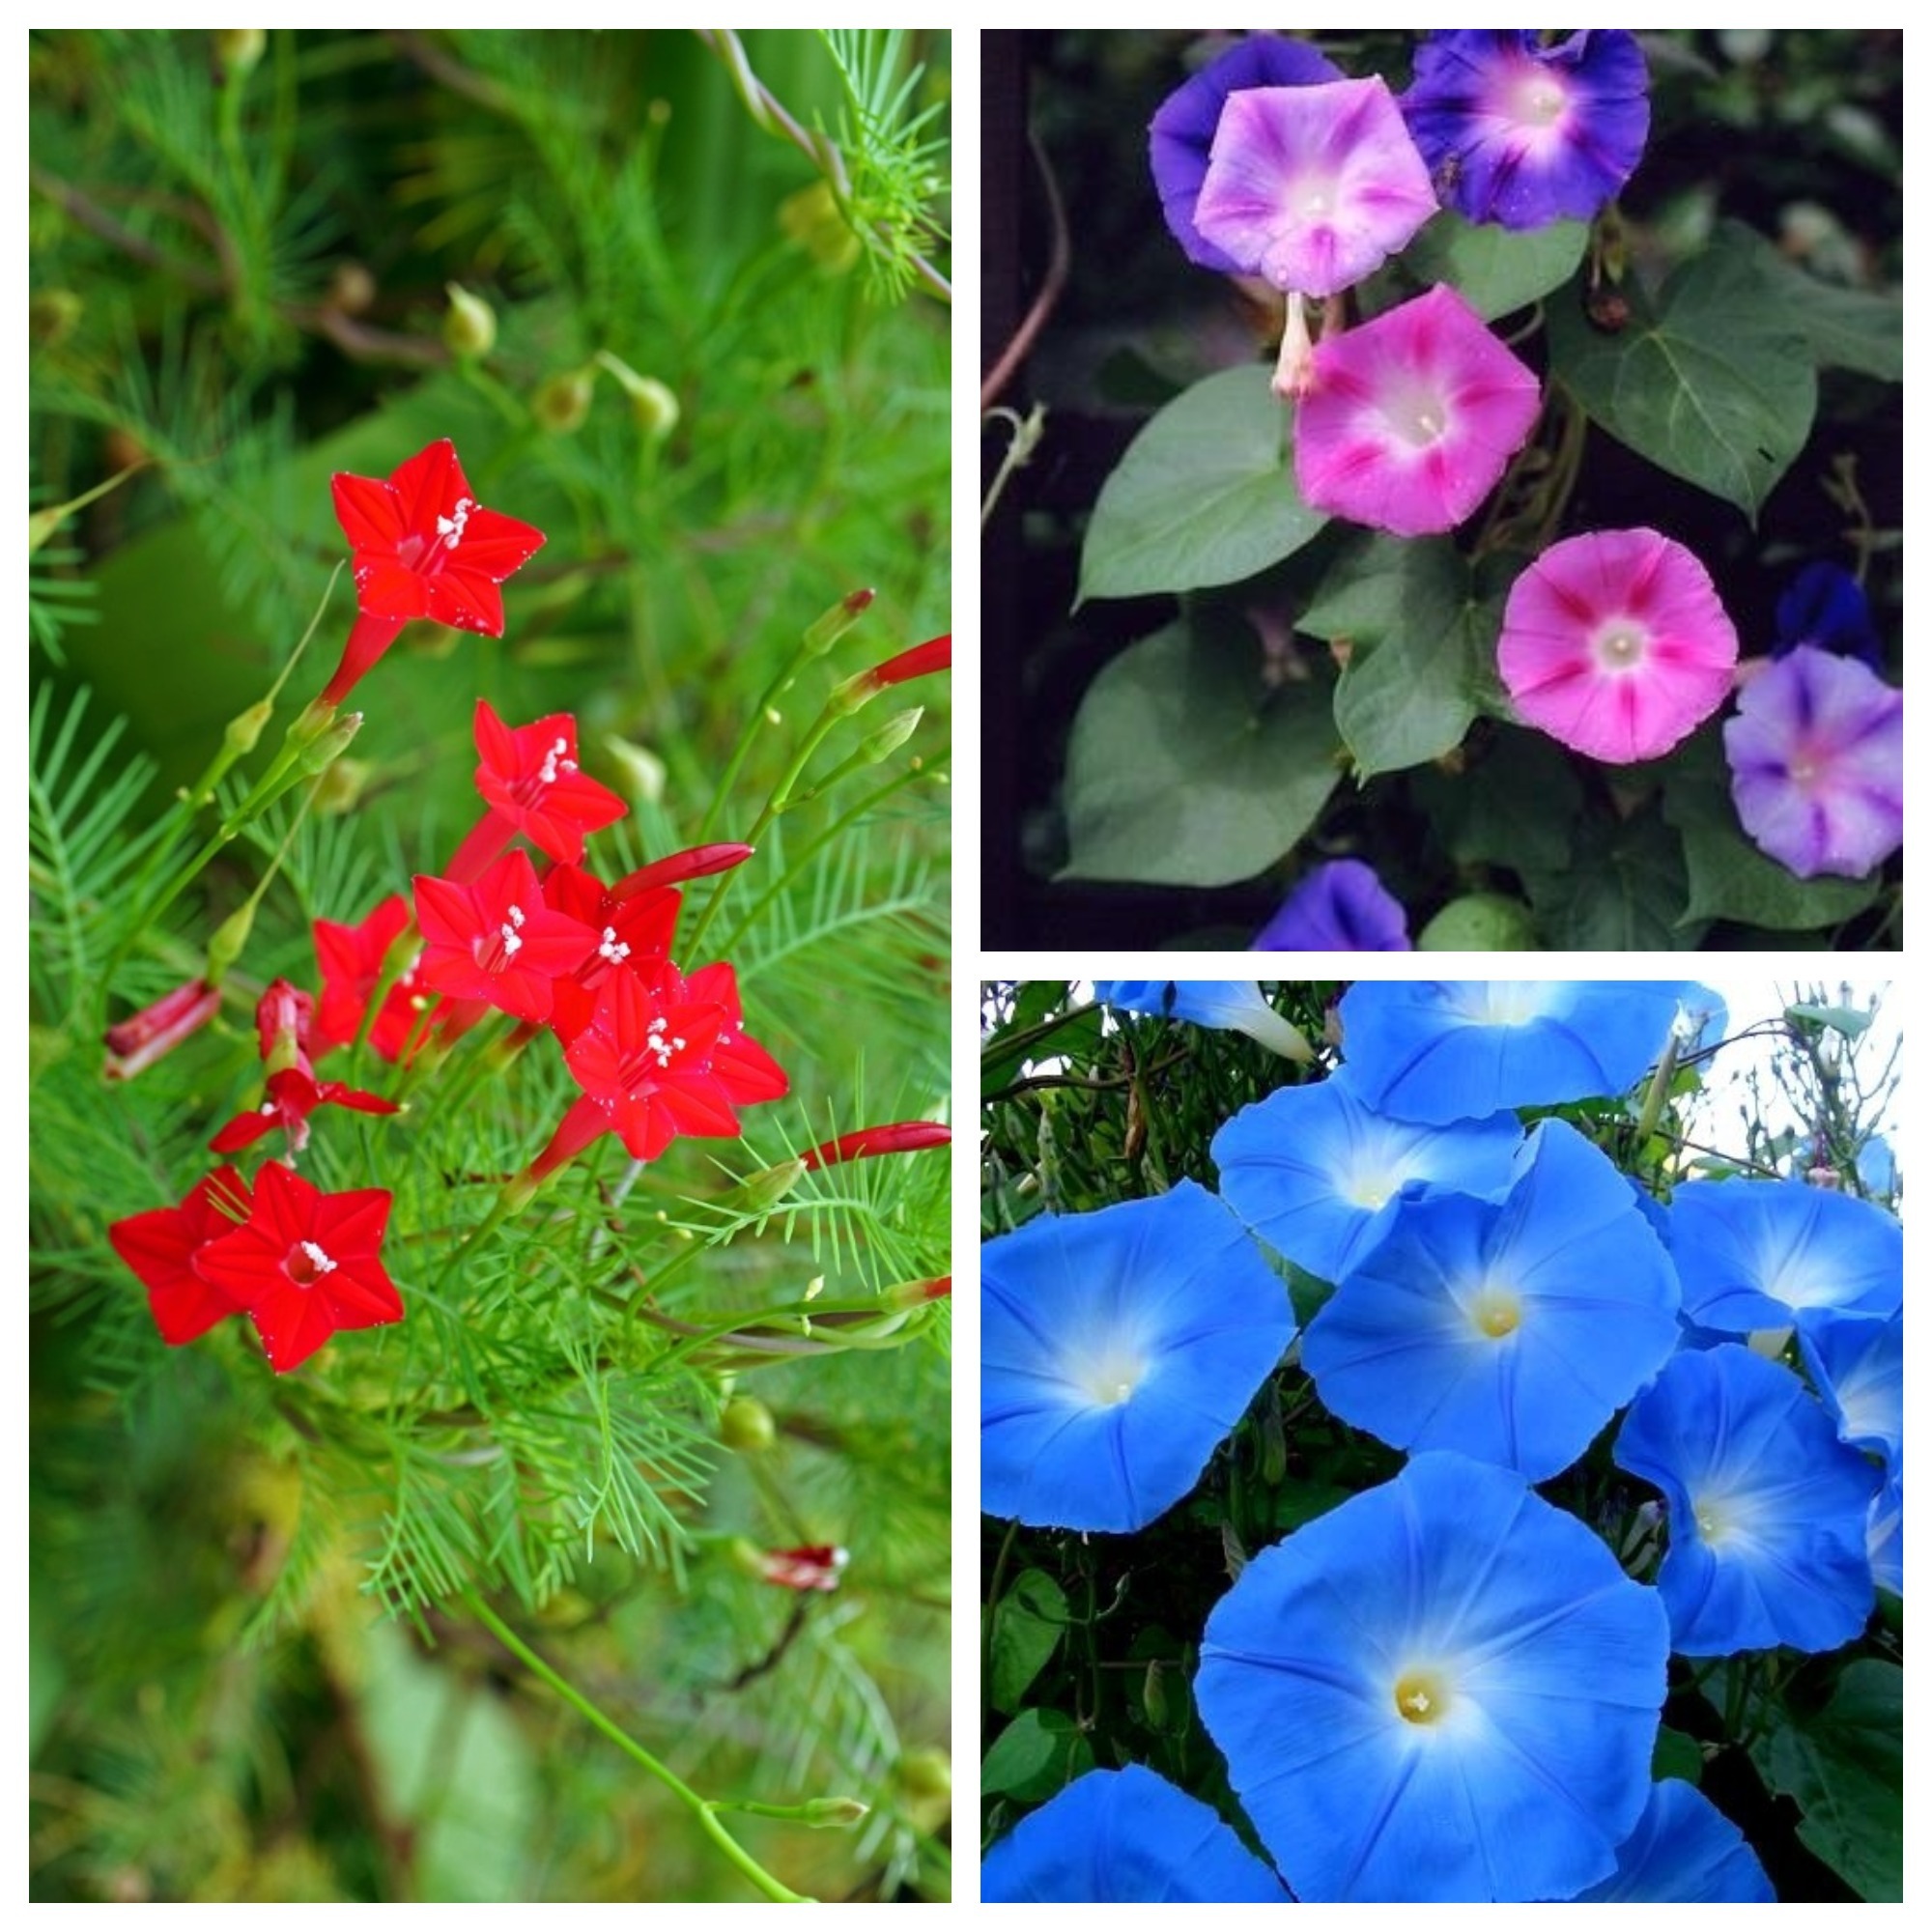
<box><xmin>444</xmin><ymin>699</ymin><xmax>628</xmax><ymax>881</ymax></box>
<box><xmin>800</xmin><ymin>1121</ymin><xmax>952</xmax><ymax>1170</ymax></box>
<box><xmin>321</xmin><ymin>440</ymin><xmax>546</xmax><ymax>704</ymax></box>
<box><xmin>194</xmin><ymin>1159</ymin><xmax>404</xmax><ymax>1374</ymax></box>
<box><xmin>313</xmin><ymin>895</ymin><xmax>432</xmax><ymax>1062</ymax></box>
<box><xmin>102</xmin><ymin>978</ymin><xmax>221</xmax><ymax>1080</ymax></box>
<box><xmin>108</xmin><ymin>1167</ymin><xmax>254</xmax><ymax>1345</ymax></box>
<box><xmin>413</xmin><ymin>849</ymin><xmax>599</xmax><ymax>1025</ymax></box>
<box><xmin>541</xmin><ymin>861</ymin><xmax>684</xmax><ymax>1045</ymax></box>
<box><xmin>210</xmin><ymin>977</ymin><xmax>399</xmax><ymax>1153</ymax></box>
<box><xmin>606</xmin><ymin>840</ymin><xmax>754</xmax><ymax>904</ymax></box>
<box><xmin>756</xmin><ymin>1545</ymin><xmax>850</xmax><ymax>1592</ymax></box>
<box><xmin>834</xmin><ymin>634</ymin><xmax>952</xmax><ymax>711</ymax></box>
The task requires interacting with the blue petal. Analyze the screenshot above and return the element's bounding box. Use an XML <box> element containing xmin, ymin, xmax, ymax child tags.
<box><xmin>1869</xmin><ymin>1474</ymin><xmax>1902</xmax><ymax>1596</ymax></box>
<box><xmin>1336</xmin><ymin>981</ymin><xmax>1689</xmax><ymax>1124</ymax></box>
<box><xmin>1773</xmin><ymin>561</ymin><xmax>1882</xmax><ymax>668</ymax></box>
<box><xmin>1797</xmin><ymin>1308</ymin><xmax>1902</xmax><ymax>1468</ymax></box>
<box><xmin>1575</xmin><ymin>1780</ymin><xmax>1776</xmax><ymax>1901</ymax></box>
<box><xmin>1670</xmin><ymin>1179</ymin><xmax>1902</xmax><ymax>1329</ymax></box>
<box><xmin>1253</xmin><ymin>859</ymin><xmax>1411</xmax><ymax>951</ymax></box>
<box><xmin>982</xmin><ymin>1765</ymin><xmax>1287</xmax><ymax>1901</ymax></box>
<box><xmin>1301</xmin><ymin>1120</ymin><xmax>1680</xmax><ymax>1479</ymax></box>
<box><xmin>1092</xmin><ymin>979</ymin><xmax>1305</xmax><ymax>1058</ymax></box>
<box><xmin>981</xmin><ymin>1181</ymin><xmax>1296</xmax><ymax>1531</ymax></box>
<box><xmin>1613</xmin><ymin>1345</ymin><xmax>1880</xmax><ymax>1655</ymax></box>
<box><xmin>1197</xmin><ymin>1451</ymin><xmax>1667</xmax><ymax>1901</ymax></box>
<box><xmin>1149</xmin><ymin>34</ymin><xmax>1342</xmax><ymax>270</ymax></box>
<box><xmin>1212</xmin><ymin>1075</ymin><xmax>1520</xmax><ymax>1282</ymax></box>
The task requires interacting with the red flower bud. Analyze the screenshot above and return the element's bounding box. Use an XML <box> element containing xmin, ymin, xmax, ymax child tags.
<box><xmin>103</xmin><ymin>979</ymin><xmax>221</xmax><ymax>1081</ymax></box>
<box><xmin>800</xmin><ymin>1121</ymin><xmax>952</xmax><ymax>1171</ymax></box>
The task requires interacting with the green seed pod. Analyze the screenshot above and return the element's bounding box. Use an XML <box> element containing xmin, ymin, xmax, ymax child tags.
<box><xmin>205</xmin><ymin>903</ymin><xmax>256</xmax><ymax>984</ymax></box>
<box><xmin>213</xmin><ymin>28</ymin><xmax>266</xmax><ymax>79</ymax></box>
<box><xmin>532</xmin><ymin>368</ymin><xmax>595</xmax><ymax>435</ymax></box>
<box><xmin>442</xmin><ymin>282</ymin><xmax>497</xmax><ymax>359</ymax></box>
<box><xmin>720</xmin><ymin>1395</ymin><xmax>777</xmax><ymax>1454</ymax></box>
<box><xmin>222</xmin><ymin>699</ymin><xmax>273</xmax><ymax>757</ymax></box>
<box><xmin>895</xmin><ymin>1747</ymin><xmax>951</xmax><ymax>1804</ymax></box>
<box><xmin>802</xmin><ymin>1796</ymin><xmax>868</xmax><ymax>1830</ymax></box>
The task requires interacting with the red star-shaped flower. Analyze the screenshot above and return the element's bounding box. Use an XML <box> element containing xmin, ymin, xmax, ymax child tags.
<box><xmin>313</xmin><ymin>895</ymin><xmax>434</xmax><ymax>1062</ymax></box>
<box><xmin>210</xmin><ymin>1066</ymin><xmax>399</xmax><ymax>1155</ymax></box>
<box><xmin>194</xmin><ymin>1160</ymin><xmax>404</xmax><ymax>1374</ymax></box>
<box><xmin>108</xmin><ymin>1167</ymin><xmax>254</xmax><ymax>1346</ymax></box>
<box><xmin>331</xmin><ymin>440</ymin><xmax>545</xmax><ymax>638</ymax></box>
<box><xmin>541</xmin><ymin>860</ymin><xmax>684</xmax><ymax>1045</ymax></box>
<box><xmin>412</xmin><ymin>849</ymin><xmax>598</xmax><ymax>1025</ymax></box>
<box><xmin>444</xmin><ymin>701</ymin><xmax>629</xmax><ymax>880</ymax></box>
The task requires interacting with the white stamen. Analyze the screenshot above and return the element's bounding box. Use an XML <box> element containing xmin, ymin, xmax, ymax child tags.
<box><xmin>434</xmin><ymin>497</ymin><xmax>473</xmax><ymax>550</ymax></box>
<box><xmin>507</xmin><ymin>903</ymin><xmax>526</xmax><ymax>928</ymax></box>
<box><xmin>598</xmin><ymin>925</ymin><xmax>630</xmax><ymax>963</ymax></box>
<box><xmin>499</xmin><ymin>923</ymin><xmax>523</xmax><ymax>958</ymax></box>
<box><xmin>260</xmin><ymin>1101</ymin><xmax>277</xmax><ymax>1116</ymax></box>
<box><xmin>537</xmin><ymin>735</ymin><xmax>577</xmax><ymax>785</ymax></box>
<box><xmin>299</xmin><ymin>1239</ymin><xmax>336</xmax><ymax>1275</ymax></box>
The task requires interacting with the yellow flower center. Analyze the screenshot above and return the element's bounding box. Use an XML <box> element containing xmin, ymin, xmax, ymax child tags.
<box><xmin>1393</xmin><ymin>1666</ymin><xmax>1453</xmax><ymax>1726</ymax></box>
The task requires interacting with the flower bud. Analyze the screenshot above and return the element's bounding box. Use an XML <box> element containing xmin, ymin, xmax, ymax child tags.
<box><xmin>442</xmin><ymin>282</ymin><xmax>497</xmax><ymax>359</ymax></box>
<box><xmin>800</xmin><ymin>1122</ymin><xmax>951</xmax><ymax>1172</ymax></box>
<box><xmin>726</xmin><ymin>1157</ymin><xmax>806</xmax><ymax>1216</ymax></box>
<box><xmin>881</xmin><ymin>1274</ymin><xmax>951</xmax><ymax>1311</ymax></box>
<box><xmin>895</xmin><ymin>1747</ymin><xmax>951</xmax><ymax>1804</ymax></box>
<box><xmin>327</xmin><ymin>261</ymin><xmax>377</xmax><ymax>316</ymax></box>
<box><xmin>803</xmin><ymin>586</ymin><xmax>875</xmax><ymax>656</ymax></box>
<box><xmin>205</xmin><ymin>902</ymin><xmax>257</xmax><ymax>983</ymax></box>
<box><xmin>594</xmin><ymin>353</ymin><xmax>679</xmax><ymax>440</ymax></box>
<box><xmin>102</xmin><ymin>980</ymin><xmax>220</xmax><ymax>1080</ymax></box>
<box><xmin>859</xmin><ymin>705</ymin><xmax>922</xmax><ymax>765</ymax></box>
<box><xmin>720</xmin><ymin>1395</ymin><xmax>778</xmax><ymax>1454</ymax></box>
<box><xmin>313</xmin><ymin>755</ymin><xmax>372</xmax><ymax>816</ymax></box>
<box><xmin>213</xmin><ymin>28</ymin><xmax>266</xmax><ymax>79</ymax></box>
<box><xmin>778</xmin><ymin>180</ymin><xmax>861</xmax><ymax>273</ymax></box>
<box><xmin>296</xmin><ymin>710</ymin><xmax>363</xmax><ymax>777</ymax></box>
<box><xmin>223</xmin><ymin>699</ymin><xmax>273</xmax><ymax>757</ymax></box>
<box><xmin>802</xmin><ymin>1796</ymin><xmax>869</xmax><ymax>1830</ymax></box>
<box><xmin>532</xmin><ymin>368</ymin><xmax>595</xmax><ymax>435</ymax></box>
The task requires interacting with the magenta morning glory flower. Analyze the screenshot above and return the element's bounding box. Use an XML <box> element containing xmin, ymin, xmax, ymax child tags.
<box><xmin>982</xmin><ymin>1766</ymin><xmax>1288</xmax><ymax>1902</ymax></box>
<box><xmin>1252</xmin><ymin>858</ymin><xmax>1410</xmax><ymax>950</ymax></box>
<box><xmin>1192</xmin><ymin>78</ymin><xmax>1436</xmax><ymax>298</ymax></box>
<box><xmin>1294</xmin><ymin>283</ymin><xmax>1541</xmax><ymax>537</ymax></box>
<box><xmin>1614</xmin><ymin>1344</ymin><xmax>1880</xmax><ymax>1656</ymax></box>
<box><xmin>1722</xmin><ymin>644</ymin><xmax>1903</xmax><ymax>879</ymax></box>
<box><xmin>1400</xmin><ymin>31</ymin><xmax>1651</xmax><ymax>230</ymax></box>
<box><xmin>1198</xmin><ymin>1451</ymin><xmax>1668</xmax><ymax>1901</ymax></box>
<box><xmin>1149</xmin><ymin>34</ymin><xmax>1342</xmax><ymax>272</ymax></box>
<box><xmin>1497</xmin><ymin>528</ymin><xmax>1739</xmax><ymax>764</ymax></box>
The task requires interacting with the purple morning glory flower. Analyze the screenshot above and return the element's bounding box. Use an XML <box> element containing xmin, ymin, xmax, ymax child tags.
<box><xmin>981</xmin><ymin>1180</ymin><xmax>1297</xmax><ymax>1532</ymax></box>
<box><xmin>982</xmin><ymin>1766</ymin><xmax>1288</xmax><ymax>1902</ymax></box>
<box><xmin>1400</xmin><ymin>31</ymin><xmax>1650</xmax><ymax>230</ymax></box>
<box><xmin>1723</xmin><ymin>644</ymin><xmax>1903</xmax><ymax>880</ymax></box>
<box><xmin>1574</xmin><ymin>1781</ymin><xmax>1776</xmax><ymax>1902</ymax></box>
<box><xmin>1197</xmin><ymin>1451</ymin><xmax>1668</xmax><ymax>1901</ymax></box>
<box><xmin>1668</xmin><ymin>1177</ymin><xmax>1902</xmax><ymax>1330</ymax></box>
<box><xmin>1211</xmin><ymin>1075</ymin><xmax>1520</xmax><ymax>1284</ymax></box>
<box><xmin>1149</xmin><ymin>33</ymin><xmax>1342</xmax><ymax>272</ymax></box>
<box><xmin>1192</xmin><ymin>77</ymin><xmax>1436</xmax><ymax>298</ymax></box>
<box><xmin>1301</xmin><ymin>1118</ymin><xmax>1681</xmax><ymax>1480</ymax></box>
<box><xmin>1774</xmin><ymin>560</ymin><xmax>1883</xmax><ymax>670</ymax></box>
<box><xmin>1614</xmin><ymin>1344</ymin><xmax>1880</xmax><ymax>1656</ymax></box>
<box><xmin>1252</xmin><ymin>858</ymin><xmax>1410</xmax><ymax>950</ymax></box>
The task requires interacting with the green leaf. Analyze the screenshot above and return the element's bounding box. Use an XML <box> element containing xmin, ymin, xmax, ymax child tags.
<box><xmin>1379</xmin><ymin>211</ymin><xmax>1589</xmax><ymax>322</ymax></box>
<box><xmin>1651</xmin><ymin>1726</ymin><xmax>1704</xmax><ymax>1787</ymax></box>
<box><xmin>1298</xmin><ymin>537</ymin><xmax>1507</xmax><ymax>777</ymax></box>
<box><xmin>980</xmin><ymin>1708</ymin><xmax>1094</xmax><ymax>1803</ymax></box>
<box><xmin>988</xmin><ymin>1568</ymin><xmax>1069</xmax><ymax>1714</ymax></box>
<box><xmin>1523</xmin><ymin>806</ymin><xmax>1708</xmax><ymax>950</ymax></box>
<box><xmin>1662</xmin><ymin>752</ymin><xmax>1879</xmax><ymax>931</ymax></box>
<box><xmin>1077</xmin><ymin>365</ymin><xmax>1326</xmax><ymax>604</ymax></box>
<box><xmin>1755</xmin><ymin>1660</ymin><xmax>1902</xmax><ymax>1901</ymax></box>
<box><xmin>1060</xmin><ymin>616</ymin><xmax>1340</xmax><ymax>887</ymax></box>
<box><xmin>1785</xmin><ymin>1001</ymin><xmax>1872</xmax><ymax>1038</ymax></box>
<box><xmin>1548</xmin><ymin>231</ymin><xmax>1816</xmax><ymax>520</ymax></box>
<box><xmin>1410</xmin><ymin>730</ymin><xmax>1583</xmax><ymax>877</ymax></box>
<box><xmin>1758</xmin><ymin>257</ymin><xmax>1903</xmax><ymax>383</ymax></box>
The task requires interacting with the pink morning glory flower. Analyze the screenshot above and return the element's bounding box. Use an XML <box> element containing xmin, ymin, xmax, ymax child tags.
<box><xmin>1401</xmin><ymin>31</ymin><xmax>1651</xmax><ymax>231</ymax></box>
<box><xmin>1293</xmin><ymin>284</ymin><xmax>1541</xmax><ymax>536</ymax></box>
<box><xmin>1497</xmin><ymin>528</ymin><xmax>1739</xmax><ymax>764</ymax></box>
<box><xmin>1192</xmin><ymin>78</ymin><xmax>1436</xmax><ymax>298</ymax></box>
<box><xmin>1722</xmin><ymin>644</ymin><xmax>1903</xmax><ymax>878</ymax></box>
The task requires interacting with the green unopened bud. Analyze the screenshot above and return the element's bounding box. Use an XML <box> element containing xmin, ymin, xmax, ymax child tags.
<box><xmin>30</xmin><ymin>289</ymin><xmax>84</xmax><ymax>350</ymax></box>
<box><xmin>720</xmin><ymin>1396</ymin><xmax>777</xmax><ymax>1454</ymax></box>
<box><xmin>313</xmin><ymin>755</ymin><xmax>372</xmax><ymax>816</ymax></box>
<box><xmin>860</xmin><ymin>705</ymin><xmax>923</xmax><ymax>765</ymax></box>
<box><xmin>803</xmin><ymin>586</ymin><xmax>875</xmax><ymax>656</ymax></box>
<box><xmin>802</xmin><ymin>1796</ymin><xmax>869</xmax><ymax>1830</ymax></box>
<box><xmin>297</xmin><ymin>709</ymin><xmax>362</xmax><ymax>776</ymax></box>
<box><xmin>1142</xmin><ymin>1658</ymin><xmax>1171</xmax><ymax>1731</ymax></box>
<box><xmin>532</xmin><ymin>367</ymin><xmax>595</xmax><ymax>435</ymax></box>
<box><xmin>443</xmin><ymin>282</ymin><xmax>497</xmax><ymax>359</ymax></box>
<box><xmin>724</xmin><ymin>1536</ymin><xmax>768</xmax><ymax>1581</ymax></box>
<box><xmin>731</xmin><ymin>1157</ymin><xmax>807</xmax><ymax>1215</ymax></box>
<box><xmin>223</xmin><ymin>699</ymin><xmax>272</xmax><ymax>757</ymax></box>
<box><xmin>603</xmin><ymin>734</ymin><xmax>667</xmax><ymax>807</ymax></box>
<box><xmin>895</xmin><ymin>1747</ymin><xmax>951</xmax><ymax>1804</ymax></box>
<box><xmin>26</xmin><ymin>507</ymin><xmax>63</xmax><ymax>554</ymax></box>
<box><xmin>778</xmin><ymin>180</ymin><xmax>861</xmax><ymax>274</ymax></box>
<box><xmin>214</xmin><ymin>28</ymin><xmax>266</xmax><ymax>79</ymax></box>
<box><xmin>205</xmin><ymin>902</ymin><xmax>256</xmax><ymax>984</ymax></box>
<box><xmin>827</xmin><ymin>665</ymin><xmax>879</xmax><ymax>716</ymax></box>
<box><xmin>594</xmin><ymin>353</ymin><xmax>679</xmax><ymax>440</ymax></box>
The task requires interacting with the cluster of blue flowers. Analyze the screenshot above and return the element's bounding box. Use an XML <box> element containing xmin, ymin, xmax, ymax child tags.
<box><xmin>983</xmin><ymin>980</ymin><xmax>1902</xmax><ymax>1902</ymax></box>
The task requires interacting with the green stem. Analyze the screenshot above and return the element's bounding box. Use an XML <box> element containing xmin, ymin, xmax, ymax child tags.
<box><xmin>466</xmin><ymin>1594</ymin><xmax>811</xmax><ymax>1903</ymax></box>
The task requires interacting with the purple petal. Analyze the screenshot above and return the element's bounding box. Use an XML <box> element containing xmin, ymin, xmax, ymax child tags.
<box><xmin>1253</xmin><ymin>858</ymin><xmax>1411</xmax><ymax>950</ymax></box>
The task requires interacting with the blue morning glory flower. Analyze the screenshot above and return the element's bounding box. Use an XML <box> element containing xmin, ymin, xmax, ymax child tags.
<box><xmin>1197</xmin><ymin>1450</ymin><xmax>1668</xmax><ymax>1902</ymax></box>
<box><xmin>1797</xmin><ymin>1307</ymin><xmax>1902</xmax><ymax>1469</ymax></box>
<box><xmin>1870</xmin><ymin>1475</ymin><xmax>1902</xmax><ymax>1596</ymax></box>
<box><xmin>1252</xmin><ymin>858</ymin><xmax>1411</xmax><ymax>951</ymax></box>
<box><xmin>1573</xmin><ymin>1780</ymin><xmax>1776</xmax><ymax>1902</ymax></box>
<box><xmin>1613</xmin><ymin>1344</ymin><xmax>1880</xmax><ymax>1656</ymax></box>
<box><xmin>1148</xmin><ymin>33</ymin><xmax>1342</xmax><ymax>272</ymax></box>
<box><xmin>1669</xmin><ymin>1179</ymin><xmax>1903</xmax><ymax>1330</ymax></box>
<box><xmin>1400</xmin><ymin>31</ymin><xmax>1650</xmax><ymax>230</ymax></box>
<box><xmin>1212</xmin><ymin>1074</ymin><xmax>1520</xmax><ymax>1284</ymax></box>
<box><xmin>981</xmin><ymin>1180</ymin><xmax>1297</xmax><ymax>1532</ymax></box>
<box><xmin>1300</xmin><ymin>1118</ymin><xmax>1679</xmax><ymax>1479</ymax></box>
<box><xmin>1856</xmin><ymin>1133</ymin><xmax>1898</xmax><ymax>1199</ymax></box>
<box><xmin>1335</xmin><ymin>980</ymin><xmax>1701</xmax><ymax>1125</ymax></box>
<box><xmin>1773</xmin><ymin>560</ymin><xmax>1883</xmax><ymax>670</ymax></box>
<box><xmin>1092</xmin><ymin>980</ymin><xmax>1310</xmax><ymax>1061</ymax></box>
<box><xmin>981</xmin><ymin>1765</ymin><xmax>1287</xmax><ymax>1902</ymax></box>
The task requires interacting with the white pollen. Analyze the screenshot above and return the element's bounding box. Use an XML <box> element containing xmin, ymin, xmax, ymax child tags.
<box><xmin>507</xmin><ymin>903</ymin><xmax>526</xmax><ymax>928</ymax></box>
<box><xmin>434</xmin><ymin>497</ymin><xmax>474</xmax><ymax>550</ymax></box>
<box><xmin>537</xmin><ymin>736</ymin><xmax>577</xmax><ymax>785</ymax></box>
<box><xmin>260</xmin><ymin>1101</ymin><xmax>277</xmax><ymax>1115</ymax></box>
<box><xmin>1406</xmin><ymin>1690</ymin><xmax>1431</xmax><ymax>1715</ymax></box>
<box><xmin>499</xmin><ymin>923</ymin><xmax>524</xmax><ymax>957</ymax></box>
<box><xmin>598</xmin><ymin>926</ymin><xmax>630</xmax><ymax>963</ymax></box>
<box><xmin>299</xmin><ymin>1240</ymin><xmax>336</xmax><ymax>1275</ymax></box>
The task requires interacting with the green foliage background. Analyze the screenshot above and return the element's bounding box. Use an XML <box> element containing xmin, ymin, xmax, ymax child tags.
<box><xmin>30</xmin><ymin>29</ymin><xmax>952</xmax><ymax>1902</ymax></box>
